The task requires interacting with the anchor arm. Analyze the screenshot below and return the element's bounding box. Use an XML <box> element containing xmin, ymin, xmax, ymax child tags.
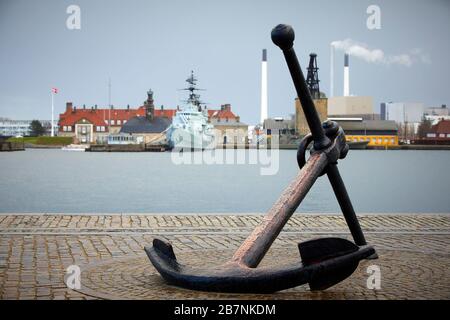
<box><xmin>327</xmin><ymin>164</ymin><xmax>367</xmax><ymax>246</ymax></box>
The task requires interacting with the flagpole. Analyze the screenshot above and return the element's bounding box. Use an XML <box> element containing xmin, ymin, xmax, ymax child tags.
<box><xmin>51</xmin><ymin>90</ymin><xmax>54</xmax><ymax>137</ymax></box>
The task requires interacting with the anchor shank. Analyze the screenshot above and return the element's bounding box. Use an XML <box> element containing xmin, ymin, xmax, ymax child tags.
<box><xmin>327</xmin><ymin>164</ymin><xmax>367</xmax><ymax>245</ymax></box>
<box><xmin>231</xmin><ymin>151</ymin><xmax>328</xmax><ymax>268</ymax></box>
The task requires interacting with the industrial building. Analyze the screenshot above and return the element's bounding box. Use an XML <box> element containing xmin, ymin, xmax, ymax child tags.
<box><xmin>425</xmin><ymin>104</ymin><xmax>449</xmax><ymax>117</ymax></box>
<box><xmin>295</xmin><ymin>53</ymin><xmax>328</xmax><ymax>136</ymax></box>
<box><xmin>384</xmin><ymin>102</ymin><xmax>425</xmax><ymax>141</ymax></box>
<box><xmin>327</xmin><ymin>53</ymin><xmax>379</xmax><ymax>126</ymax></box>
<box><xmin>328</xmin><ymin>96</ymin><xmax>374</xmax><ymax>116</ymax></box>
<box><xmin>423</xmin><ymin>105</ymin><xmax>450</xmax><ymax>125</ymax></box>
<box><xmin>385</xmin><ymin>102</ymin><xmax>425</xmax><ymax>123</ymax></box>
<box><xmin>295</xmin><ymin>98</ymin><xmax>328</xmax><ymax>136</ymax></box>
<box><xmin>263</xmin><ymin>117</ymin><xmax>296</xmax><ymax>145</ymax></box>
<box><xmin>330</xmin><ymin>118</ymin><xmax>399</xmax><ymax>147</ymax></box>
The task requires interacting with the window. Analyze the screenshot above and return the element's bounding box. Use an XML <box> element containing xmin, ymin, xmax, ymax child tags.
<box><xmin>117</xmin><ymin>120</ymin><xmax>121</xmax><ymax>125</ymax></box>
<box><xmin>123</xmin><ymin>120</ymin><xmax>127</xmax><ymax>124</ymax></box>
<box><xmin>111</xmin><ymin>120</ymin><xmax>115</xmax><ymax>125</ymax></box>
<box><xmin>439</xmin><ymin>133</ymin><xmax>445</xmax><ymax>138</ymax></box>
<box><xmin>96</xmin><ymin>126</ymin><xmax>100</xmax><ymax>131</ymax></box>
<box><xmin>67</xmin><ymin>126</ymin><xmax>72</xmax><ymax>132</ymax></box>
<box><xmin>63</xmin><ymin>126</ymin><xmax>67</xmax><ymax>131</ymax></box>
<box><xmin>447</xmin><ymin>134</ymin><xmax>450</xmax><ymax>138</ymax></box>
<box><xmin>390</xmin><ymin>138</ymin><xmax>395</xmax><ymax>144</ymax></box>
<box><xmin>427</xmin><ymin>133</ymin><xmax>436</xmax><ymax>138</ymax></box>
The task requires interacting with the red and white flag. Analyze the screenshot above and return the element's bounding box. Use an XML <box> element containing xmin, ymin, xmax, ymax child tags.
<box><xmin>51</xmin><ymin>87</ymin><xmax>58</xmax><ymax>94</ymax></box>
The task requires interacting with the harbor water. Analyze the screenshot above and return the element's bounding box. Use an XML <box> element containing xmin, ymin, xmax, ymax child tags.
<box><xmin>0</xmin><ymin>149</ymin><xmax>449</xmax><ymax>214</ymax></box>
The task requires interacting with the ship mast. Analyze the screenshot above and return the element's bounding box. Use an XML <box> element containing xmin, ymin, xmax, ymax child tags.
<box><xmin>182</xmin><ymin>71</ymin><xmax>205</xmax><ymax>111</ymax></box>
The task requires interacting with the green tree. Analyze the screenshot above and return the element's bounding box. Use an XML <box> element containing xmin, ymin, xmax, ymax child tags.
<box><xmin>29</xmin><ymin>120</ymin><xmax>45</xmax><ymax>136</ymax></box>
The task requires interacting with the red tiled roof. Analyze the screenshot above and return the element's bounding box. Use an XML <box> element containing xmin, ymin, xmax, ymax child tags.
<box><xmin>59</xmin><ymin>103</ymin><xmax>239</xmax><ymax>131</ymax></box>
<box><xmin>209</xmin><ymin>109</ymin><xmax>237</xmax><ymax>119</ymax></box>
<box><xmin>58</xmin><ymin>107</ymin><xmax>146</xmax><ymax>130</ymax></box>
<box><xmin>432</xmin><ymin>120</ymin><xmax>450</xmax><ymax>134</ymax></box>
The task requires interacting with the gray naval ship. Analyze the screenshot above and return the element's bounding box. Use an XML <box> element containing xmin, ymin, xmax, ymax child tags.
<box><xmin>167</xmin><ymin>71</ymin><xmax>215</xmax><ymax>150</ymax></box>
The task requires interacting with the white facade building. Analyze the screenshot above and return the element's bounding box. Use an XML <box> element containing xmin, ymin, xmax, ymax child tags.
<box><xmin>385</xmin><ymin>102</ymin><xmax>425</xmax><ymax>123</ymax></box>
<box><xmin>425</xmin><ymin>105</ymin><xmax>449</xmax><ymax>117</ymax></box>
<box><xmin>0</xmin><ymin>119</ymin><xmax>58</xmax><ymax>136</ymax></box>
<box><xmin>424</xmin><ymin>114</ymin><xmax>450</xmax><ymax>125</ymax></box>
<box><xmin>328</xmin><ymin>96</ymin><xmax>374</xmax><ymax>115</ymax></box>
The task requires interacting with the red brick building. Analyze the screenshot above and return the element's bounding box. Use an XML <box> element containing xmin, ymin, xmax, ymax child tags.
<box><xmin>413</xmin><ymin>119</ymin><xmax>450</xmax><ymax>145</ymax></box>
<box><xmin>425</xmin><ymin>120</ymin><xmax>450</xmax><ymax>141</ymax></box>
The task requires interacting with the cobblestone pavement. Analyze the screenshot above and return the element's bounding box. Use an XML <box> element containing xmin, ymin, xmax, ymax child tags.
<box><xmin>0</xmin><ymin>214</ymin><xmax>449</xmax><ymax>300</ymax></box>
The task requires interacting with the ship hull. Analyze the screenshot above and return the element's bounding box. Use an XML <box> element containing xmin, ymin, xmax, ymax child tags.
<box><xmin>168</xmin><ymin>129</ymin><xmax>215</xmax><ymax>151</ymax></box>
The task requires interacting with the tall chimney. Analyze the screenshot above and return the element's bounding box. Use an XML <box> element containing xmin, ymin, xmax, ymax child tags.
<box><xmin>343</xmin><ymin>53</ymin><xmax>350</xmax><ymax>96</ymax></box>
<box><xmin>330</xmin><ymin>44</ymin><xmax>334</xmax><ymax>98</ymax></box>
<box><xmin>260</xmin><ymin>49</ymin><xmax>268</xmax><ymax>124</ymax></box>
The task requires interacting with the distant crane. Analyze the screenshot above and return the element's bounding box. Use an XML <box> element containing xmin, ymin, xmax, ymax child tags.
<box><xmin>306</xmin><ymin>53</ymin><xmax>321</xmax><ymax>100</ymax></box>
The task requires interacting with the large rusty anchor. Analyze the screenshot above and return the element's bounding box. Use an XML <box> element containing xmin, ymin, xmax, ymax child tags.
<box><xmin>145</xmin><ymin>24</ymin><xmax>377</xmax><ymax>293</ymax></box>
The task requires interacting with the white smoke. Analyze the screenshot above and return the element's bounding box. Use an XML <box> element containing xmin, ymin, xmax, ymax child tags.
<box><xmin>331</xmin><ymin>39</ymin><xmax>430</xmax><ymax>67</ymax></box>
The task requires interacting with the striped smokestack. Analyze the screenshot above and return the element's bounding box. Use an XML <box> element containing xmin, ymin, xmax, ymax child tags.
<box><xmin>343</xmin><ymin>53</ymin><xmax>350</xmax><ymax>96</ymax></box>
<box><xmin>260</xmin><ymin>49</ymin><xmax>268</xmax><ymax>124</ymax></box>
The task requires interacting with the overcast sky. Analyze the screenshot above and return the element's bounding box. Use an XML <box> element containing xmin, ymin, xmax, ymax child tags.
<box><xmin>1</xmin><ymin>0</ymin><xmax>449</xmax><ymax>124</ymax></box>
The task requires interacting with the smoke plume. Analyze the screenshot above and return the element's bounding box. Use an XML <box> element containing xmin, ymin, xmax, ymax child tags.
<box><xmin>331</xmin><ymin>39</ymin><xmax>430</xmax><ymax>67</ymax></box>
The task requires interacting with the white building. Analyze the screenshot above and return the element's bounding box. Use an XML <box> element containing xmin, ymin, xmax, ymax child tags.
<box><xmin>328</xmin><ymin>96</ymin><xmax>374</xmax><ymax>116</ymax></box>
<box><xmin>425</xmin><ymin>105</ymin><xmax>449</xmax><ymax>117</ymax></box>
<box><xmin>424</xmin><ymin>114</ymin><xmax>450</xmax><ymax>125</ymax></box>
<box><xmin>385</xmin><ymin>102</ymin><xmax>425</xmax><ymax>139</ymax></box>
<box><xmin>0</xmin><ymin>119</ymin><xmax>57</xmax><ymax>137</ymax></box>
<box><xmin>385</xmin><ymin>102</ymin><xmax>425</xmax><ymax>123</ymax></box>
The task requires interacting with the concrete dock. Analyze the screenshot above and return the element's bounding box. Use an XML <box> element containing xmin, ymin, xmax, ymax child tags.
<box><xmin>0</xmin><ymin>213</ymin><xmax>449</xmax><ymax>300</ymax></box>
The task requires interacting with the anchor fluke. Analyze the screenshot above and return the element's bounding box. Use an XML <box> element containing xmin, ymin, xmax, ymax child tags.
<box><xmin>145</xmin><ymin>238</ymin><xmax>374</xmax><ymax>293</ymax></box>
<box><xmin>153</xmin><ymin>238</ymin><xmax>177</xmax><ymax>261</ymax></box>
<box><xmin>298</xmin><ymin>238</ymin><xmax>364</xmax><ymax>290</ymax></box>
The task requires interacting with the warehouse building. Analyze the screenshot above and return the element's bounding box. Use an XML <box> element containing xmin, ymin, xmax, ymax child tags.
<box><xmin>295</xmin><ymin>98</ymin><xmax>328</xmax><ymax>136</ymax></box>
<box><xmin>330</xmin><ymin>118</ymin><xmax>399</xmax><ymax>147</ymax></box>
